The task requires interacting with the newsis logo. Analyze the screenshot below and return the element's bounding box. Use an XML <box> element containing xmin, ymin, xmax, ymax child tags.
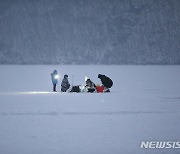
<box><xmin>140</xmin><ymin>141</ymin><xmax>180</xmax><ymax>149</ymax></box>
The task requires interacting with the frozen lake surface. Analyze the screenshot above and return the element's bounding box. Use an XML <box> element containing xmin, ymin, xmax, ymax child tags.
<box><xmin>0</xmin><ymin>65</ymin><xmax>180</xmax><ymax>154</ymax></box>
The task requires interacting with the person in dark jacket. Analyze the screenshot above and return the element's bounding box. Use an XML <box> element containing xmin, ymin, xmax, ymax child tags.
<box><xmin>51</xmin><ymin>70</ymin><xmax>58</xmax><ymax>92</ymax></box>
<box><xmin>98</xmin><ymin>74</ymin><xmax>113</xmax><ymax>92</ymax></box>
<box><xmin>85</xmin><ymin>78</ymin><xmax>96</xmax><ymax>93</ymax></box>
<box><xmin>61</xmin><ymin>74</ymin><xmax>70</xmax><ymax>92</ymax></box>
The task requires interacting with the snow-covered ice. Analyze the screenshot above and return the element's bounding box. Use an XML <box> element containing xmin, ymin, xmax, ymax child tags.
<box><xmin>0</xmin><ymin>65</ymin><xmax>180</xmax><ymax>154</ymax></box>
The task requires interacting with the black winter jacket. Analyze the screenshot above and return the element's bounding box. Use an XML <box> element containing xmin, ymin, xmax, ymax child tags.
<box><xmin>98</xmin><ymin>74</ymin><xmax>113</xmax><ymax>88</ymax></box>
<box><xmin>61</xmin><ymin>77</ymin><xmax>70</xmax><ymax>92</ymax></box>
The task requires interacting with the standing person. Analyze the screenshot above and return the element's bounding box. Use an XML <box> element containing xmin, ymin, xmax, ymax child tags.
<box><xmin>61</xmin><ymin>74</ymin><xmax>70</xmax><ymax>92</ymax></box>
<box><xmin>98</xmin><ymin>74</ymin><xmax>113</xmax><ymax>92</ymax></box>
<box><xmin>51</xmin><ymin>70</ymin><xmax>59</xmax><ymax>92</ymax></box>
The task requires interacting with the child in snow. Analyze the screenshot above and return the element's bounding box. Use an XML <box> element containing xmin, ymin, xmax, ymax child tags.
<box><xmin>98</xmin><ymin>74</ymin><xmax>113</xmax><ymax>92</ymax></box>
<box><xmin>61</xmin><ymin>74</ymin><xmax>70</xmax><ymax>92</ymax></box>
<box><xmin>51</xmin><ymin>70</ymin><xmax>59</xmax><ymax>92</ymax></box>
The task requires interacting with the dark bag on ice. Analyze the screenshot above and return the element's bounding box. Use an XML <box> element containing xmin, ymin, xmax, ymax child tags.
<box><xmin>70</xmin><ymin>86</ymin><xmax>80</xmax><ymax>93</ymax></box>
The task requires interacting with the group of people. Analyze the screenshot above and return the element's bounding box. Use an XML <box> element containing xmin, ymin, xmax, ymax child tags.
<box><xmin>51</xmin><ymin>70</ymin><xmax>113</xmax><ymax>93</ymax></box>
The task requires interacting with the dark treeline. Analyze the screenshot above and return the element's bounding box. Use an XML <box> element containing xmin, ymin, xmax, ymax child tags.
<box><xmin>0</xmin><ymin>0</ymin><xmax>179</xmax><ymax>64</ymax></box>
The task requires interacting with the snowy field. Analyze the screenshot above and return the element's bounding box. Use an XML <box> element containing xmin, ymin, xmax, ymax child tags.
<box><xmin>0</xmin><ymin>65</ymin><xmax>180</xmax><ymax>154</ymax></box>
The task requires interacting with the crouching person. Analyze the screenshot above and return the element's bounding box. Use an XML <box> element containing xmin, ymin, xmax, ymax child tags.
<box><xmin>51</xmin><ymin>70</ymin><xmax>59</xmax><ymax>92</ymax></box>
<box><xmin>85</xmin><ymin>78</ymin><xmax>96</xmax><ymax>93</ymax></box>
<box><xmin>61</xmin><ymin>74</ymin><xmax>70</xmax><ymax>92</ymax></box>
<box><xmin>98</xmin><ymin>74</ymin><xmax>113</xmax><ymax>92</ymax></box>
